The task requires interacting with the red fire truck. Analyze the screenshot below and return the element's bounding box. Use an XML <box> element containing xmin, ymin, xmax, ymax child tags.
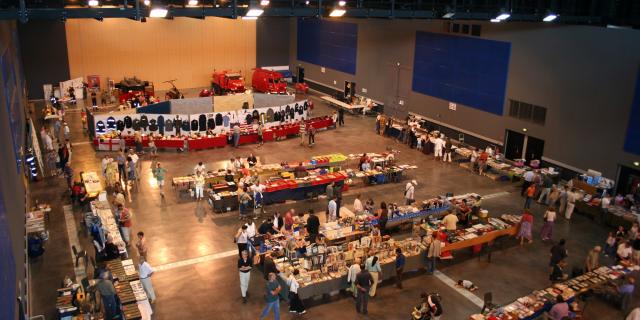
<box><xmin>211</xmin><ymin>70</ymin><xmax>245</xmax><ymax>95</ymax></box>
<box><xmin>251</xmin><ymin>68</ymin><xmax>287</xmax><ymax>94</ymax></box>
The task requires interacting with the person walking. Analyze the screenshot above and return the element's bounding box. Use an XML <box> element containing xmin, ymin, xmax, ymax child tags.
<box><xmin>127</xmin><ymin>156</ymin><xmax>136</xmax><ymax>190</ymax></box>
<box><xmin>117</xmin><ymin>204</ymin><xmax>132</xmax><ymax>246</ymax></box>
<box><xmin>549</xmin><ymin>239</ymin><xmax>568</xmax><ymax>269</ymax></box>
<box><xmin>565</xmin><ymin>187</ymin><xmax>578</xmax><ymax>220</ymax></box>
<box><xmin>116</xmin><ymin>151</ymin><xmax>126</xmax><ymax>182</ymax></box>
<box><xmin>521</xmin><ymin>169</ymin><xmax>535</xmax><ymax>196</ymax></box>
<box><xmin>405</xmin><ymin>180</ymin><xmax>417</xmax><ymax>205</ymax></box>
<box><xmin>257</xmin><ymin>122</ymin><xmax>264</xmax><ymax>147</ymax></box>
<box><xmin>347</xmin><ymin>259</ymin><xmax>361</xmax><ymax>298</ymax></box>
<box><xmin>308</xmin><ymin>124</ymin><xmax>316</xmax><ymax>146</ymax></box>
<box><xmin>395</xmin><ymin>248</ymin><xmax>405</xmax><ymax>289</ymax></box>
<box><xmin>153</xmin><ymin>162</ymin><xmax>167</xmax><ymax>198</ymax></box>
<box><xmin>306</xmin><ymin>210</ymin><xmax>320</xmax><ymax>243</ymax></box>
<box><xmin>232</xmin><ymin>123</ymin><xmax>241</xmax><ymax>148</ymax></box>
<box><xmin>135</xmin><ymin>231</ymin><xmax>148</xmax><ymax>260</ymax></box>
<box><xmin>517</xmin><ymin>210</ymin><xmax>534</xmax><ymax>245</ymax></box>
<box><xmin>540</xmin><ymin>207</ymin><xmax>557</xmax><ymax>241</ymax></box>
<box><xmin>558</xmin><ymin>185</ymin><xmax>569</xmax><ymax>215</ymax></box>
<box><xmin>327</xmin><ymin>196</ymin><xmax>337</xmax><ymax>222</ymax></box>
<box><xmin>194</xmin><ymin>172</ymin><xmax>205</xmax><ymax>201</ymax></box>
<box><xmin>63</xmin><ymin>163</ymin><xmax>74</xmax><ymax>191</ymax></box>
<box><xmin>426</xmin><ymin>232</ymin><xmax>442</xmax><ymax>274</ymax></box>
<box><xmin>287</xmin><ymin>269</ymin><xmax>306</xmax><ymax>314</ymax></box>
<box><xmin>375</xmin><ymin>113</ymin><xmax>381</xmax><ymax>134</ymax></box>
<box><xmin>538</xmin><ymin>174</ymin><xmax>553</xmax><ymax>205</ymax></box>
<box><xmin>365</xmin><ymin>251</ymin><xmax>382</xmax><ymax>297</ymax></box>
<box><xmin>235</xmin><ymin>224</ymin><xmax>249</xmax><ymax>257</ymax></box>
<box><xmin>95</xmin><ymin>272</ymin><xmax>118</xmax><ymax>320</ymax></box>
<box><xmin>138</xmin><ymin>257</ymin><xmax>156</xmax><ymax>303</ymax></box>
<box><xmin>299</xmin><ymin>120</ymin><xmax>306</xmax><ymax>146</ymax></box>
<box><xmin>338</xmin><ymin>108</ymin><xmax>345</xmax><ymax>126</ymax></box>
<box><xmin>355</xmin><ymin>265</ymin><xmax>373</xmax><ymax>315</ymax></box>
<box><xmin>524</xmin><ymin>183</ymin><xmax>536</xmax><ymax>209</ymax></box>
<box><xmin>259</xmin><ymin>272</ymin><xmax>282</xmax><ymax>320</ymax></box>
<box><xmin>238</xmin><ymin>250</ymin><xmax>252</xmax><ymax>303</ymax></box>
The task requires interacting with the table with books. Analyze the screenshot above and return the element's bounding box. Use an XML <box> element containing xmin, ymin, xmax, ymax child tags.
<box><xmin>81</xmin><ymin>171</ymin><xmax>103</xmax><ymax>198</ymax></box>
<box><xmin>105</xmin><ymin>259</ymin><xmax>153</xmax><ymax>320</ymax></box>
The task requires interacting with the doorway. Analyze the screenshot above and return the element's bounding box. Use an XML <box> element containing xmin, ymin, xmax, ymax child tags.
<box><xmin>616</xmin><ymin>165</ymin><xmax>640</xmax><ymax>197</ymax></box>
<box><xmin>344</xmin><ymin>81</ymin><xmax>356</xmax><ymax>102</ymax></box>
<box><xmin>504</xmin><ymin>130</ymin><xmax>545</xmax><ymax>162</ymax></box>
<box><xmin>505</xmin><ymin>130</ymin><xmax>525</xmax><ymax>160</ymax></box>
<box><xmin>297</xmin><ymin>66</ymin><xmax>305</xmax><ymax>84</ymax></box>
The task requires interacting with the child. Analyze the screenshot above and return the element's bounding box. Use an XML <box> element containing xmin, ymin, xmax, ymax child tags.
<box><xmin>604</xmin><ymin>231</ymin><xmax>616</xmax><ymax>257</ymax></box>
<box><xmin>456</xmin><ymin>279</ymin><xmax>478</xmax><ymax>292</ymax></box>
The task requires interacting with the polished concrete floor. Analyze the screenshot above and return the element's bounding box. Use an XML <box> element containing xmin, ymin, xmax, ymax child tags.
<box><xmin>29</xmin><ymin>92</ymin><xmax>639</xmax><ymax>320</ymax></box>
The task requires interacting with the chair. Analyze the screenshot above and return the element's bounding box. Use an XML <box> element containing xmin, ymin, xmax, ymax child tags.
<box><xmin>481</xmin><ymin>292</ymin><xmax>497</xmax><ymax>314</ymax></box>
<box><xmin>72</xmin><ymin>245</ymin><xmax>87</xmax><ymax>267</ymax></box>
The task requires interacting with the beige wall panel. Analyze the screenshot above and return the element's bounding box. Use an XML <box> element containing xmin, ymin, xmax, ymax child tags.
<box><xmin>65</xmin><ymin>17</ymin><xmax>256</xmax><ymax>92</ymax></box>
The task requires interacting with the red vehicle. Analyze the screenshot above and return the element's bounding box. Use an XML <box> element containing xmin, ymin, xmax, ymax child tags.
<box><xmin>211</xmin><ymin>70</ymin><xmax>245</xmax><ymax>95</ymax></box>
<box><xmin>115</xmin><ymin>77</ymin><xmax>154</xmax><ymax>103</ymax></box>
<box><xmin>251</xmin><ymin>68</ymin><xmax>287</xmax><ymax>94</ymax></box>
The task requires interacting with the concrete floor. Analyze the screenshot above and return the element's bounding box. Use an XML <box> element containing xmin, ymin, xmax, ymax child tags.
<box><xmin>28</xmin><ymin>92</ymin><xmax>639</xmax><ymax>320</ymax></box>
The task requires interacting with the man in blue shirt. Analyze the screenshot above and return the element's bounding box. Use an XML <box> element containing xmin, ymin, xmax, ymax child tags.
<box><xmin>395</xmin><ymin>248</ymin><xmax>406</xmax><ymax>289</ymax></box>
<box><xmin>259</xmin><ymin>272</ymin><xmax>282</xmax><ymax>320</ymax></box>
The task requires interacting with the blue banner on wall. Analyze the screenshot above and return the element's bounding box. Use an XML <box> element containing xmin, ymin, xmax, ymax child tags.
<box><xmin>624</xmin><ymin>68</ymin><xmax>640</xmax><ymax>155</ymax></box>
<box><xmin>412</xmin><ymin>31</ymin><xmax>511</xmax><ymax>116</ymax></box>
<box><xmin>0</xmin><ymin>184</ymin><xmax>16</xmax><ymax>320</ymax></box>
<box><xmin>297</xmin><ymin>18</ymin><xmax>358</xmax><ymax>75</ymax></box>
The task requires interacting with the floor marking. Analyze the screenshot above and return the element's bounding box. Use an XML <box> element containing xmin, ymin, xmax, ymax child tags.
<box><xmin>63</xmin><ymin>205</ymin><xmax>87</xmax><ymax>282</ymax></box>
<box><xmin>433</xmin><ymin>270</ymin><xmax>484</xmax><ymax>308</ymax></box>
<box><xmin>481</xmin><ymin>191</ymin><xmax>511</xmax><ymax>200</ymax></box>
<box><xmin>153</xmin><ymin>249</ymin><xmax>238</xmax><ymax>272</ymax></box>
<box><xmin>72</xmin><ymin>141</ymin><xmax>92</xmax><ymax>146</ymax></box>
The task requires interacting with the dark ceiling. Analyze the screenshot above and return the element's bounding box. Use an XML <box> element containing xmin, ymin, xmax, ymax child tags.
<box><xmin>0</xmin><ymin>0</ymin><xmax>638</xmax><ymax>28</ymax></box>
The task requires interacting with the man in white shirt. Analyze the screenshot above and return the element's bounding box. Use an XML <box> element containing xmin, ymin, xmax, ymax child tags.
<box><xmin>43</xmin><ymin>133</ymin><xmax>54</xmax><ymax>151</ymax></box>
<box><xmin>328</xmin><ymin>197</ymin><xmax>337</xmax><ymax>222</ymax></box>
<box><xmin>433</xmin><ymin>135</ymin><xmax>445</xmax><ymax>160</ymax></box>
<box><xmin>287</xmin><ymin>269</ymin><xmax>306</xmax><ymax>314</ymax></box>
<box><xmin>128</xmin><ymin>149</ymin><xmax>140</xmax><ymax>181</ymax></box>
<box><xmin>565</xmin><ymin>188</ymin><xmax>578</xmax><ymax>220</ymax></box>
<box><xmin>404</xmin><ymin>180</ymin><xmax>416</xmax><ymax>205</ymax></box>
<box><xmin>194</xmin><ymin>162</ymin><xmax>206</xmax><ymax>175</ymax></box>
<box><xmin>353</xmin><ymin>194</ymin><xmax>364</xmax><ymax>214</ymax></box>
<box><xmin>521</xmin><ymin>170</ymin><xmax>535</xmax><ymax>196</ymax></box>
<box><xmin>138</xmin><ymin>257</ymin><xmax>156</xmax><ymax>303</ymax></box>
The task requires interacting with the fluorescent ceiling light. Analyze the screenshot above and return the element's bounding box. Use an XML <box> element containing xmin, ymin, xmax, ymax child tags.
<box><xmin>242</xmin><ymin>16</ymin><xmax>258</xmax><ymax>20</ymax></box>
<box><xmin>442</xmin><ymin>12</ymin><xmax>455</xmax><ymax>19</ymax></box>
<box><xmin>260</xmin><ymin>0</ymin><xmax>270</xmax><ymax>5</ymax></box>
<box><xmin>329</xmin><ymin>8</ymin><xmax>345</xmax><ymax>17</ymax></box>
<box><xmin>150</xmin><ymin>8</ymin><xmax>168</xmax><ymax>17</ymax></box>
<box><xmin>88</xmin><ymin>0</ymin><xmax>99</xmax><ymax>6</ymax></box>
<box><xmin>338</xmin><ymin>0</ymin><xmax>346</xmax><ymax>6</ymax></box>
<box><xmin>543</xmin><ymin>14</ymin><xmax>558</xmax><ymax>22</ymax></box>
<box><xmin>144</xmin><ymin>0</ymin><xmax>151</xmax><ymax>5</ymax></box>
<box><xmin>305</xmin><ymin>0</ymin><xmax>309</xmax><ymax>4</ymax></box>
<box><xmin>246</xmin><ymin>8</ymin><xmax>264</xmax><ymax>17</ymax></box>
<box><xmin>490</xmin><ymin>18</ymin><xmax>501</xmax><ymax>23</ymax></box>
<box><xmin>188</xmin><ymin>0</ymin><xmax>198</xmax><ymax>5</ymax></box>
<box><xmin>495</xmin><ymin>13</ymin><xmax>510</xmax><ymax>20</ymax></box>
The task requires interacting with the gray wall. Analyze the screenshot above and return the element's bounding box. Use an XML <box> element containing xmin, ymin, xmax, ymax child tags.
<box><xmin>257</xmin><ymin>18</ymin><xmax>290</xmax><ymax>67</ymax></box>
<box><xmin>18</xmin><ymin>20</ymin><xmax>70</xmax><ymax>100</ymax></box>
<box><xmin>290</xmin><ymin>18</ymin><xmax>640</xmax><ymax>178</ymax></box>
<box><xmin>0</xmin><ymin>20</ymin><xmax>28</xmax><ymax>320</ymax></box>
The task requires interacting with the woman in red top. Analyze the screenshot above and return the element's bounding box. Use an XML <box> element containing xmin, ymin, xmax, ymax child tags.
<box><xmin>517</xmin><ymin>210</ymin><xmax>534</xmax><ymax>245</ymax></box>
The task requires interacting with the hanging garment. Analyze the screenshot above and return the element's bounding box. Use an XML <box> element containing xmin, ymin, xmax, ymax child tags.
<box><xmin>132</xmin><ymin>119</ymin><xmax>141</xmax><ymax>131</ymax></box>
<box><xmin>303</xmin><ymin>101</ymin><xmax>308</xmax><ymax>111</ymax></box>
<box><xmin>124</xmin><ymin>116</ymin><xmax>133</xmax><ymax>129</ymax></box>
<box><xmin>107</xmin><ymin>117</ymin><xmax>116</xmax><ymax>130</ymax></box>
<box><xmin>140</xmin><ymin>115</ymin><xmax>149</xmax><ymax>130</ymax></box>
<box><xmin>223</xmin><ymin>114</ymin><xmax>230</xmax><ymax>127</ymax></box>
<box><xmin>267</xmin><ymin>108</ymin><xmax>275</xmax><ymax>122</ymax></box>
<box><xmin>207</xmin><ymin>118</ymin><xmax>216</xmax><ymax>130</ymax></box>
<box><xmin>116</xmin><ymin>120</ymin><xmax>125</xmax><ymax>131</ymax></box>
<box><xmin>158</xmin><ymin>116</ymin><xmax>165</xmax><ymax>135</ymax></box>
<box><xmin>198</xmin><ymin>114</ymin><xmax>206</xmax><ymax>131</ymax></box>
<box><xmin>215</xmin><ymin>113</ymin><xmax>223</xmax><ymax>126</ymax></box>
<box><xmin>149</xmin><ymin>119</ymin><xmax>158</xmax><ymax>132</ymax></box>
<box><xmin>260</xmin><ymin>113</ymin><xmax>266</xmax><ymax>124</ymax></box>
<box><xmin>165</xmin><ymin>119</ymin><xmax>174</xmax><ymax>132</ymax></box>
<box><xmin>252</xmin><ymin>110</ymin><xmax>259</xmax><ymax>120</ymax></box>
<box><xmin>182</xmin><ymin>120</ymin><xmax>190</xmax><ymax>132</ymax></box>
<box><xmin>245</xmin><ymin>114</ymin><xmax>253</xmax><ymax>125</ymax></box>
<box><xmin>96</xmin><ymin>121</ymin><xmax>106</xmax><ymax>133</ymax></box>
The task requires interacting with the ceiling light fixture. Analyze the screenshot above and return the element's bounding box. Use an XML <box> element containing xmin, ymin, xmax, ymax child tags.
<box><xmin>144</xmin><ymin>0</ymin><xmax>151</xmax><ymax>5</ymax></box>
<box><xmin>490</xmin><ymin>18</ymin><xmax>501</xmax><ymax>23</ymax></box>
<box><xmin>242</xmin><ymin>16</ymin><xmax>258</xmax><ymax>20</ymax></box>
<box><xmin>305</xmin><ymin>0</ymin><xmax>309</xmax><ymax>4</ymax></box>
<box><xmin>494</xmin><ymin>12</ymin><xmax>510</xmax><ymax>21</ymax></box>
<box><xmin>543</xmin><ymin>13</ymin><xmax>558</xmax><ymax>22</ymax></box>
<box><xmin>634</xmin><ymin>161</ymin><xmax>640</xmax><ymax>167</ymax></box>
<box><xmin>338</xmin><ymin>0</ymin><xmax>346</xmax><ymax>6</ymax></box>
<box><xmin>442</xmin><ymin>12</ymin><xmax>455</xmax><ymax>19</ymax></box>
<box><xmin>245</xmin><ymin>8</ymin><xmax>264</xmax><ymax>17</ymax></box>
<box><xmin>188</xmin><ymin>0</ymin><xmax>198</xmax><ymax>5</ymax></box>
<box><xmin>88</xmin><ymin>0</ymin><xmax>99</xmax><ymax>6</ymax></box>
<box><xmin>329</xmin><ymin>8</ymin><xmax>346</xmax><ymax>17</ymax></box>
<box><xmin>260</xmin><ymin>0</ymin><xmax>270</xmax><ymax>5</ymax></box>
<box><xmin>149</xmin><ymin>7</ymin><xmax>168</xmax><ymax>17</ymax></box>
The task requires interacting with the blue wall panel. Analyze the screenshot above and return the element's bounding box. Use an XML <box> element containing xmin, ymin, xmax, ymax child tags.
<box><xmin>297</xmin><ymin>18</ymin><xmax>357</xmax><ymax>75</ymax></box>
<box><xmin>624</xmin><ymin>68</ymin><xmax>640</xmax><ymax>155</ymax></box>
<box><xmin>0</xmin><ymin>186</ymin><xmax>15</xmax><ymax>320</ymax></box>
<box><xmin>412</xmin><ymin>31</ymin><xmax>511</xmax><ymax>115</ymax></box>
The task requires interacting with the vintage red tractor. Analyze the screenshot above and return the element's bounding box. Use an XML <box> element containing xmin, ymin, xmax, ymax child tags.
<box><xmin>211</xmin><ymin>70</ymin><xmax>245</xmax><ymax>95</ymax></box>
<box><xmin>251</xmin><ymin>68</ymin><xmax>288</xmax><ymax>94</ymax></box>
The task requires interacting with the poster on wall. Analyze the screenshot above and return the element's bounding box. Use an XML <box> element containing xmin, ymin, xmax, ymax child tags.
<box><xmin>87</xmin><ymin>75</ymin><xmax>100</xmax><ymax>89</ymax></box>
<box><xmin>59</xmin><ymin>77</ymin><xmax>85</xmax><ymax>100</ymax></box>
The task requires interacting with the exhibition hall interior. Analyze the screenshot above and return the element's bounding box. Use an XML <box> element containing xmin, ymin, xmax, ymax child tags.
<box><xmin>2</xmin><ymin>0</ymin><xmax>640</xmax><ymax>319</ymax></box>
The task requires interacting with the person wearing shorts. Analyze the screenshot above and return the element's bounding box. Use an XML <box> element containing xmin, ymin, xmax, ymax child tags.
<box><xmin>154</xmin><ymin>162</ymin><xmax>167</xmax><ymax>198</ymax></box>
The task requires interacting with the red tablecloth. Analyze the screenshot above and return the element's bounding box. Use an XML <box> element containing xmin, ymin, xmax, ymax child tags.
<box><xmin>154</xmin><ymin>139</ymin><xmax>186</xmax><ymax>148</ymax></box>
<box><xmin>188</xmin><ymin>136</ymin><xmax>227</xmax><ymax>150</ymax></box>
<box><xmin>307</xmin><ymin>117</ymin><xmax>333</xmax><ymax>129</ymax></box>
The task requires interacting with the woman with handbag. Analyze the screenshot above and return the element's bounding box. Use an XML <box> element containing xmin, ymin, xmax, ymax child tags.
<box><xmin>287</xmin><ymin>269</ymin><xmax>306</xmax><ymax>314</ymax></box>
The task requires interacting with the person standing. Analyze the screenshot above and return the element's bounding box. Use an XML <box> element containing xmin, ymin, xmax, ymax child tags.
<box><xmin>334</xmin><ymin>183</ymin><xmax>343</xmax><ymax>219</ymax></box>
<box><xmin>95</xmin><ymin>272</ymin><xmax>118</xmax><ymax>320</ymax></box>
<box><xmin>232</xmin><ymin>123</ymin><xmax>241</xmax><ymax>148</ymax></box>
<box><xmin>395</xmin><ymin>248</ymin><xmax>405</xmax><ymax>289</ymax></box>
<box><xmin>585</xmin><ymin>246</ymin><xmax>601</xmax><ymax>272</ymax></box>
<box><xmin>565</xmin><ymin>187</ymin><xmax>578</xmax><ymax>220</ymax></box>
<box><xmin>353</xmin><ymin>194</ymin><xmax>364</xmax><ymax>214</ymax></box>
<box><xmin>194</xmin><ymin>172</ymin><xmax>205</xmax><ymax>201</ymax></box>
<box><xmin>442</xmin><ymin>138</ymin><xmax>453</xmax><ymax>163</ymax></box>
<box><xmin>517</xmin><ymin>210</ymin><xmax>534</xmax><ymax>245</ymax></box>
<box><xmin>365</xmin><ymin>251</ymin><xmax>382</xmax><ymax>297</ymax></box>
<box><xmin>127</xmin><ymin>156</ymin><xmax>136</xmax><ymax>190</ymax></box>
<box><xmin>117</xmin><ymin>204</ymin><xmax>132</xmax><ymax>246</ymax></box>
<box><xmin>235</xmin><ymin>224</ymin><xmax>249</xmax><ymax>257</ymax></box>
<box><xmin>538</xmin><ymin>174</ymin><xmax>553</xmax><ymax>205</ymax></box>
<box><xmin>308</xmin><ymin>124</ymin><xmax>316</xmax><ymax>146</ymax></box>
<box><xmin>306</xmin><ymin>210</ymin><xmax>320</xmax><ymax>243</ymax></box>
<box><xmin>63</xmin><ymin>163</ymin><xmax>74</xmax><ymax>191</ymax></box>
<box><xmin>135</xmin><ymin>231</ymin><xmax>148</xmax><ymax>260</ymax></box>
<box><xmin>238</xmin><ymin>250</ymin><xmax>252</xmax><ymax>303</ymax></box>
<box><xmin>549</xmin><ymin>239</ymin><xmax>568</xmax><ymax>269</ymax></box>
<box><xmin>148</xmin><ymin>135</ymin><xmax>156</xmax><ymax>156</ymax></box>
<box><xmin>347</xmin><ymin>259</ymin><xmax>361</xmax><ymax>298</ymax></box>
<box><xmin>325</xmin><ymin>182</ymin><xmax>334</xmax><ymax>216</ymax></box>
<box><xmin>259</xmin><ymin>272</ymin><xmax>282</xmax><ymax>320</ymax></box>
<box><xmin>524</xmin><ymin>183</ymin><xmax>536</xmax><ymax>209</ymax></box>
<box><xmin>355</xmin><ymin>265</ymin><xmax>373</xmax><ymax>315</ymax></box>
<box><xmin>426</xmin><ymin>232</ymin><xmax>442</xmax><ymax>274</ymax></box>
<box><xmin>194</xmin><ymin>161</ymin><xmax>206</xmax><ymax>175</ymax></box>
<box><xmin>338</xmin><ymin>108</ymin><xmax>345</xmax><ymax>126</ymax></box>
<box><xmin>153</xmin><ymin>162</ymin><xmax>167</xmax><ymax>198</ymax></box>
<box><xmin>521</xmin><ymin>169</ymin><xmax>535</xmax><ymax>196</ymax></box>
<box><xmin>299</xmin><ymin>120</ymin><xmax>306</xmax><ymax>146</ymax></box>
<box><xmin>433</xmin><ymin>135</ymin><xmax>444</xmax><ymax>160</ymax></box>
<box><xmin>375</xmin><ymin>113</ymin><xmax>381</xmax><ymax>134</ymax></box>
<box><xmin>287</xmin><ymin>269</ymin><xmax>306</xmax><ymax>314</ymax></box>
<box><xmin>116</xmin><ymin>151</ymin><xmax>126</xmax><ymax>182</ymax></box>
<box><xmin>138</xmin><ymin>257</ymin><xmax>156</xmax><ymax>303</ymax></box>
<box><xmin>327</xmin><ymin>196</ymin><xmax>337</xmax><ymax>222</ymax></box>
<box><xmin>540</xmin><ymin>207</ymin><xmax>557</xmax><ymax>241</ymax></box>
<box><xmin>331</xmin><ymin>111</ymin><xmax>338</xmax><ymax>128</ymax></box>
<box><xmin>558</xmin><ymin>185</ymin><xmax>569</xmax><ymax>215</ymax></box>
<box><xmin>257</xmin><ymin>122</ymin><xmax>264</xmax><ymax>147</ymax></box>
<box><xmin>405</xmin><ymin>180</ymin><xmax>416</xmax><ymax>205</ymax></box>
